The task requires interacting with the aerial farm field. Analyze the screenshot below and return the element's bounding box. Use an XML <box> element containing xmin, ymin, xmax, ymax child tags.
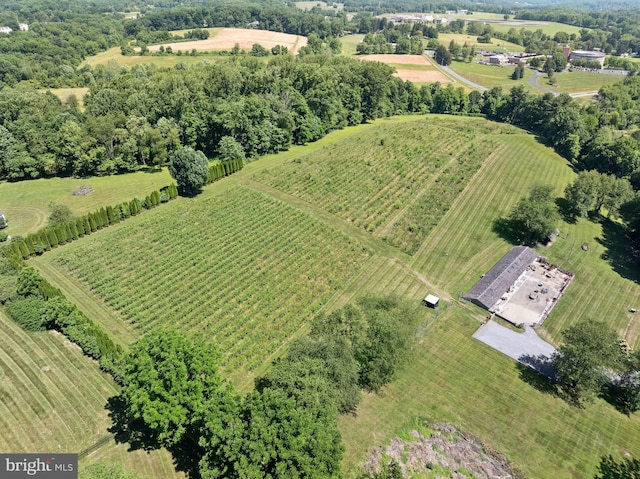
<box><xmin>3</xmin><ymin>115</ymin><xmax>639</xmax><ymax>478</ymax></box>
<box><xmin>359</xmin><ymin>54</ymin><xmax>451</xmax><ymax>83</ymax></box>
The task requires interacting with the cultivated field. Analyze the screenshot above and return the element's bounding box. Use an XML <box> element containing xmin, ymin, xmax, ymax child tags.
<box><xmin>147</xmin><ymin>28</ymin><xmax>307</xmax><ymax>54</ymax></box>
<box><xmin>80</xmin><ymin>47</ymin><xmax>224</xmax><ymax>68</ymax></box>
<box><xmin>0</xmin><ymin>169</ymin><xmax>173</xmax><ymax>237</ymax></box>
<box><xmin>253</xmin><ymin>118</ymin><xmax>504</xmax><ymax>254</ymax></box>
<box><xmin>5</xmin><ymin>115</ymin><xmax>640</xmax><ymax>478</ymax></box>
<box><xmin>359</xmin><ymin>54</ymin><xmax>451</xmax><ymax>83</ymax></box>
<box><xmin>43</xmin><ymin>186</ymin><xmax>371</xmax><ymax>384</ymax></box>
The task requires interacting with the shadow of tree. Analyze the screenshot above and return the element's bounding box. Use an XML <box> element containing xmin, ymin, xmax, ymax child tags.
<box><xmin>555</xmin><ymin>197</ymin><xmax>577</xmax><ymax>224</ymax></box>
<box><xmin>492</xmin><ymin>217</ymin><xmax>527</xmax><ymax>246</ymax></box>
<box><xmin>599</xmin><ymin>384</ymin><xmax>637</xmax><ymax>416</ymax></box>
<box><xmin>106</xmin><ymin>395</ymin><xmax>203</xmax><ymax>478</ymax></box>
<box><xmin>516</xmin><ymin>361</ymin><xmax>558</xmax><ymax>397</ymax></box>
<box><xmin>596</xmin><ymin>219</ymin><xmax>640</xmax><ymax>285</ymax></box>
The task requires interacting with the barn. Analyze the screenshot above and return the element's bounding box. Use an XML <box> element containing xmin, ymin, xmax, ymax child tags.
<box><xmin>463</xmin><ymin>246</ymin><xmax>539</xmax><ymax>310</ymax></box>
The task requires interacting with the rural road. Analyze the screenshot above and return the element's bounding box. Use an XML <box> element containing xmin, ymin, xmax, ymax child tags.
<box><xmin>528</xmin><ymin>71</ymin><xmax>559</xmax><ymax>96</ymax></box>
<box><xmin>439</xmin><ymin>64</ymin><xmax>487</xmax><ymax>91</ymax></box>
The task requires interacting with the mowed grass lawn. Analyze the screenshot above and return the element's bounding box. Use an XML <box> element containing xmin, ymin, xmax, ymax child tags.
<box><xmin>447</xmin><ymin>60</ymin><xmax>538</xmax><ymax>92</ymax></box>
<box><xmin>340</xmin><ymin>304</ymin><xmax>640</xmax><ymax>478</ymax></box>
<box><xmin>436</xmin><ymin>33</ymin><xmax>525</xmax><ymax>53</ymax></box>
<box><xmin>537</xmin><ymin>70</ymin><xmax>626</xmax><ymax>94</ymax></box>
<box><xmin>0</xmin><ymin>169</ymin><xmax>173</xmax><ymax>237</ymax></box>
<box><xmin>0</xmin><ymin>310</ymin><xmax>116</xmax><ymax>453</ymax></box>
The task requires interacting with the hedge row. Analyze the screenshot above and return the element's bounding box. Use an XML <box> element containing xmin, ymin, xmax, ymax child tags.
<box><xmin>4</xmin><ymin>267</ymin><xmax>126</xmax><ymax>383</ymax></box>
<box><xmin>4</xmin><ymin>183</ymin><xmax>179</xmax><ymax>268</ymax></box>
<box><xmin>207</xmin><ymin>158</ymin><xmax>244</xmax><ymax>184</ymax></box>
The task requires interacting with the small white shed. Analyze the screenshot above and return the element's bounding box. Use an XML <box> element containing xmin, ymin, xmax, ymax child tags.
<box><xmin>423</xmin><ymin>294</ymin><xmax>440</xmax><ymax>308</ymax></box>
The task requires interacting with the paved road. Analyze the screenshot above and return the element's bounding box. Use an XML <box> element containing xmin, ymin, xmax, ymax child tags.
<box><xmin>473</xmin><ymin>320</ymin><xmax>557</xmax><ymax>377</ymax></box>
<box><xmin>528</xmin><ymin>71</ymin><xmax>559</xmax><ymax>96</ymax></box>
<box><xmin>439</xmin><ymin>64</ymin><xmax>488</xmax><ymax>92</ymax></box>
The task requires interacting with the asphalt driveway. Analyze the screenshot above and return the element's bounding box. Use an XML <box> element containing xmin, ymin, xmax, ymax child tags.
<box><xmin>473</xmin><ymin>320</ymin><xmax>557</xmax><ymax>376</ymax></box>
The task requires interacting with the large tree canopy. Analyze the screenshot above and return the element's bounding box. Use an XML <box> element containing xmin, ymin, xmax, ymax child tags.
<box><xmin>508</xmin><ymin>184</ymin><xmax>559</xmax><ymax>244</ymax></box>
<box><xmin>552</xmin><ymin>320</ymin><xmax>623</xmax><ymax>402</ymax></box>
<box><xmin>168</xmin><ymin>147</ymin><xmax>209</xmax><ymax>196</ymax></box>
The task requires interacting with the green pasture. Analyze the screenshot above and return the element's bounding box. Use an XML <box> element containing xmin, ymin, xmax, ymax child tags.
<box><xmin>436</xmin><ymin>33</ymin><xmax>525</xmax><ymax>53</ymax></box>
<box><xmin>295</xmin><ymin>1</ymin><xmax>344</xmax><ymax>10</ymax></box>
<box><xmin>340</xmin><ymin>304</ymin><xmax>640</xmax><ymax>478</ymax></box>
<box><xmin>340</xmin><ymin>34</ymin><xmax>364</xmax><ymax>56</ymax></box>
<box><xmin>447</xmin><ymin>60</ymin><xmax>538</xmax><ymax>92</ymax></box>
<box><xmin>0</xmin><ymin>169</ymin><xmax>173</xmax><ymax>237</ymax></box>
<box><xmin>3</xmin><ymin>115</ymin><xmax>640</xmax><ymax>478</ymax></box>
<box><xmin>537</xmin><ymin>70</ymin><xmax>625</xmax><ymax>94</ymax></box>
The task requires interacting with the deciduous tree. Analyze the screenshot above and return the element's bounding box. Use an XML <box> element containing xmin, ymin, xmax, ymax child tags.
<box><xmin>168</xmin><ymin>147</ymin><xmax>209</xmax><ymax>196</ymax></box>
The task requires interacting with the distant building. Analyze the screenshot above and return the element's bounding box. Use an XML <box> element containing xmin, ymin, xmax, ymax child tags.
<box><xmin>0</xmin><ymin>26</ymin><xmax>12</xmax><ymax>34</ymax></box>
<box><xmin>488</xmin><ymin>54</ymin><xmax>509</xmax><ymax>65</ymax></box>
<box><xmin>248</xmin><ymin>20</ymin><xmax>259</xmax><ymax>28</ymax></box>
<box><xmin>569</xmin><ymin>50</ymin><xmax>606</xmax><ymax>67</ymax></box>
<box><xmin>18</xmin><ymin>23</ymin><xmax>28</xmax><ymax>31</ymax></box>
<box><xmin>391</xmin><ymin>14</ymin><xmax>433</xmax><ymax>23</ymax></box>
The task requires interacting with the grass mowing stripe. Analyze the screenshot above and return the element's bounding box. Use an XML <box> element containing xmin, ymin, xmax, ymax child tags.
<box><xmin>33</xmin><ymin>261</ymin><xmax>139</xmax><ymax>348</ymax></box>
<box><xmin>340</xmin><ymin>304</ymin><xmax>640</xmax><ymax>478</ymax></box>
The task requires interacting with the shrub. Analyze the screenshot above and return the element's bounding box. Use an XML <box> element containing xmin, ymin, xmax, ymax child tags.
<box><xmin>6</xmin><ymin>296</ymin><xmax>48</xmax><ymax>331</ymax></box>
<box><xmin>0</xmin><ymin>274</ymin><xmax>18</xmax><ymax>304</ymax></box>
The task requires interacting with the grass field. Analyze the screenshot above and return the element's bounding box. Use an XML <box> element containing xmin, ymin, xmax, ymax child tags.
<box><xmin>42</xmin><ymin>88</ymin><xmax>89</xmax><ymax>110</ymax></box>
<box><xmin>436</xmin><ymin>33</ymin><xmax>525</xmax><ymax>53</ymax></box>
<box><xmin>0</xmin><ymin>310</ymin><xmax>116</xmax><ymax>453</ymax></box>
<box><xmin>447</xmin><ymin>60</ymin><xmax>538</xmax><ymax>92</ymax></box>
<box><xmin>82</xmin><ymin>28</ymin><xmax>305</xmax><ymax>68</ymax></box>
<box><xmin>295</xmin><ymin>1</ymin><xmax>344</xmax><ymax>10</ymax></box>
<box><xmin>339</xmin><ymin>304</ymin><xmax>640</xmax><ymax>478</ymax></box>
<box><xmin>537</xmin><ymin>70</ymin><xmax>626</xmax><ymax>94</ymax></box>
<box><xmin>5</xmin><ymin>115</ymin><xmax>640</xmax><ymax>478</ymax></box>
<box><xmin>0</xmin><ymin>169</ymin><xmax>173</xmax><ymax>237</ymax></box>
<box><xmin>147</xmin><ymin>28</ymin><xmax>307</xmax><ymax>54</ymax></box>
<box><xmin>340</xmin><ymin>34</ymin><xmax>364</xmax><ymax>56</ymax></box>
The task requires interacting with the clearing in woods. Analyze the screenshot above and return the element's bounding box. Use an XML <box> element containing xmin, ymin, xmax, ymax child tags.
<box><xmin>6</xmin><ymin>115</ymin><xmax>640</xmax><ymax>478</ymax></box>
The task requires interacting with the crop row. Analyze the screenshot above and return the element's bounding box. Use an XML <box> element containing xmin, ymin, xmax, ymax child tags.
<box><xmin>253</xmin><ymin>121</ymin><xmax>477</xmax><ymax>239</ymax></box>
<box><xmin>53</xmin><ymin>187</ymin><xmax>371</xmax><ymax>372</ymax></box>
<box><xmin>382</xmin><ymin>137</ymin><xmax>497</xmax><ymax>254</ymax></box>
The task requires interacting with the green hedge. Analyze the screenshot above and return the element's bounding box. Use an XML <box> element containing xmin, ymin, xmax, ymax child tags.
<box><xmin>3</xmin><ymin>183</ymin><xmax>179</xmax><ymax>267</ymax></box>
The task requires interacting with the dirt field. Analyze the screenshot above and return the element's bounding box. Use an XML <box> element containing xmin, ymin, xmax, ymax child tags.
<box><xmin>148</xmin><ymin>28</ymin><xmax>307</xmax><ymax>54</ymax></box>
<box><xmin>360</xmin><ymin>55</ymin><xmax>451</xmax><ymax>83</ymax></box>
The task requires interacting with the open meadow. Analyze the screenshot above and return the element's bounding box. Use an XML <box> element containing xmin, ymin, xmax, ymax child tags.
<box><xmin>2</xmin><ymin>115</ymin><xmax>640</xmax><ymax>477</ymax></box>
<box><xmin>436</xmin><ymin>33</ymin><xmax>525</xmax><ymax>53</ymax></box>
<box><xmin>81</xmin><ymin>28</ymin><xmax>306</xmax><ymax>68</ymax></box>
<box><xmin>147</xmin><ymin>28</ymin><xmax>307</xmax><ymax>54</ymax></box>
<box><xmin>537</xmin><ymin>69</ymin><xmax>627</xmax><ymax>94</ymax></box>
<box><xmin>447</xmin><ymin>60</ymin><xmax>538</xmax><ymax>92</ymax></box>
<box><xmin>0</xmin><ymin>169</ymin><xmax>173</xmax><ymax>237</ymax></box>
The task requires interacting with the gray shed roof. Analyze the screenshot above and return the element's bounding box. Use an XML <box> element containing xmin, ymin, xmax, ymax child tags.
<box><xmin>463</xmin><ymin>246</ymin><xmax>538</xmax><ymax>310</ymax></box>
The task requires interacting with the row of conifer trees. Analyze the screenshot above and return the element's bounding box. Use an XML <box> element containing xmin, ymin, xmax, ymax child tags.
<box><xmin>5</xmin><ymin>184</ymin><xmax>179</xmax><ymax>267</ymax></box>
